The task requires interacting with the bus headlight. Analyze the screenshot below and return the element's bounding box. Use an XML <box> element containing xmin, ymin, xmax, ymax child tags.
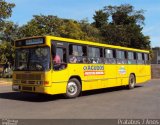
<box><xmin>36</xmin><ymin>81</ymin><xmax>49</xmax><ymax>86</ymax></box>
<box><xmin>13</xmin><ymin>80</ymin><xmax>20</xmax><ymax>84</ymax></box>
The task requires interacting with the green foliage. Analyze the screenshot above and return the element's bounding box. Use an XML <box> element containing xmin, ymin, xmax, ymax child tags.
<box><xmin>0</xmin><ymin>0</ymin><xmax>15</xmax><ymax>63</ymax></box>
<box><xmin>18</xmin><ymin>15</ymin><xmax>63</xmax><ymax>37</ymax></box>
<box><xmin>79</xmin><ymin>19</ymin><xmax>103</xmax><ymax>42</ymax></box>
<box><xmin>18</xmin><ymin>15</ymin><xmax>102</xmax><ymax>42</ymax></box>
<box><xmin>0</xmin><ymin>0</ymin><xmax>15</xmax><ymax>31</ymax></box>
<box><xmin>104</xmin><ymin>4</ymin><xmax>145</xmax><ymax>25</ymax></box>
<box><xmin>93</xmin><ymin>4</ymin><xmax>150</xmax><ymax>50</ymax></box>
<box><xmin>58</xmin><ymin>19</ymin><xmax>84</xmax><ymax>39</ymax></box>
<box><xmin>1</xmin><ymin>21</ymin><xmax>19</xmax><ymax>42</ymax></box>
<box><xmin>92</xmin><ymin>10</ymin><xmax>109</xmax><ymax>28</ymax></box>
<box><xmin>0</xmin><ymin>41</ymin><xmax>14</xmax><ymax>63</ymax></box>
<box><xmin>0</xmin><ymin>21</ymin><xmax>17</xmax><ymax>63</ymax></box>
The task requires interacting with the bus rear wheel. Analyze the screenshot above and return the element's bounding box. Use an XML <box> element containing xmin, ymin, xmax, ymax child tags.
<box><xmin>65</xmin><ymin>78</ymin><xmax>81</xmax><ymax>98</ymax></box>
<box><xmin>128</xmin><ymin>74</ymin><xmax>136</xmax><ymax>89</ymax></box>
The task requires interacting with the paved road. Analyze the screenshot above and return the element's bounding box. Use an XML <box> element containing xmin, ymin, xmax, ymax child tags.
<box><xmin>0</xmin><ymin>79</ymin><xmax>160</xmax><ymax>119</ymax></box>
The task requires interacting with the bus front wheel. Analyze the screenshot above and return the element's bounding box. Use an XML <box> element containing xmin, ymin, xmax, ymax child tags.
<box><xmin>128</xmin><ymin>74</ymin><xmax>136</xmax><ymax>89</ymax></box>
<box><xmin>65</xmin><ymin>78</ymin><xmax>81</xmax><ymax>98</ymax></box>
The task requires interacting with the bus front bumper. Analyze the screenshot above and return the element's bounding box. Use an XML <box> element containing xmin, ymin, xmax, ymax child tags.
<box><xmin>12</xmin><ymin>84</ymin><xmax>50</xmax><ymax>94</ymax></box>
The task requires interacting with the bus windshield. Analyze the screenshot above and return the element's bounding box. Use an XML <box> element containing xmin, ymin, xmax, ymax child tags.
<box><xmin>15</xmin><ymin>47</ymin><xmax>50</xmax><ymax>71</ymax></box>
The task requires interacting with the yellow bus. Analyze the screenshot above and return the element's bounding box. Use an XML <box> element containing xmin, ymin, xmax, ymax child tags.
<box><xmin>12</xmin><ymin>36</ymin><xmax>151</xmax><ymax>98</ymax></box>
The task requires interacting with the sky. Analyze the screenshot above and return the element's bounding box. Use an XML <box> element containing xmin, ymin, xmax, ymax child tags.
<box><xmin>5</xmin><ymin>0</ymin><xmax>160</xmax><ymax>47</ymax></box>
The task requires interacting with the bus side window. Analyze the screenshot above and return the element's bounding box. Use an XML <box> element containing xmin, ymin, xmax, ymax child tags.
<box><xmin>144</xmin><ymin>53</ymin><xmax>150</xmax><ymax>64</ymax></box>
<box><xmin>88</xmin><ymin>47</ymin><xmax>103</xmax><ymax>64</ymax></box>
<box><xmin>69</xmin><ymin>44</ymin><xmax>87</xmax><ymax>63</ymax></box>
<box><xmin>53</xmin><ymin>48</ymin><xmax>67</xmax><ymax>70</ymax></box>
<box><xmin>128</xmin><ymin>51</ymin><xmax>136</xmax><ymax>64</ymax></box>
<box><xmin>116</xmin><ymin>50</ymin><xmax>127</xmax><ymax>64</ymax></box>
<box><xmin>104</xmin><ymin>49</ymin><xmax>116</xmax><ymax>64</ymax></box>
<box><xmin>137</xmin><ymin>53</ymin><xmax>144</xmax><ymax>64</ymax></box>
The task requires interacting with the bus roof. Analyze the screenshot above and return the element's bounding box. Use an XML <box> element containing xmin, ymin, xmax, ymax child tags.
<box><xmin>46</xmin><ymin>36</ymin><xmax>149</xmax><ymax>53</ymax></box>
<box><xmin>15</xmin><ymin>35</ymin><xmax>150</xmax><ymax>53</ymax></box>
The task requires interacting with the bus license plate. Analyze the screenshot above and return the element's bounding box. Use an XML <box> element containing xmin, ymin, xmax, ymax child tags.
<box><xmin>12</xmin><ymin>85</ymin><xmax>19</xmax><ymax>90</ymax></box>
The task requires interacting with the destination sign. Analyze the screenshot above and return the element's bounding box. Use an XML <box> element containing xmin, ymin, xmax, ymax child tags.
<box><xmin>15</xmin><ymin>38</ymin><xmax>45</xmax><ymax>47</ymax></box>
<box><xmin>26</xmin><ymin>38</ymin><xmax>43</xmax><ymax>45</ymax></box>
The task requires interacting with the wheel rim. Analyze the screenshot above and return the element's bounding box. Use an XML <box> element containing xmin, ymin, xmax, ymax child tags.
<box><xmin>67</xmin><ymin>81</ymin><xmax>78</xmax><ymax>96</ymax></box>
<box><xmin>130</xmin><ymin>76</ymin><xmax>135</xmax><ymax>88</ymax></box>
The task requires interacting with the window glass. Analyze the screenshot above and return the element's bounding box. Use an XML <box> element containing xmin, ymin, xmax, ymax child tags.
<box><xmin>127</xmin><ymin>51</ymin><xmax>137</xmax><ymax>64</ymax></box>
<box><xmin>56</xmin><ymin>48</ymin><xmax>64</xmax><ymax>62</ymax></box>
<box><xmin>15</xmin><ymin>47</ymin><xmax>50</xmax><ymax>71</ymax></box>
<box><xmin>116</xmin><ymin>50</ymin><xmax>127</xmax><ymax>64</ymax></box>
<box><xmin>144</xmin><ymin>53</ymin><xmax>150</xmax><ymax>64</ymax></box>
<box><xmin>116</xmin><ymin>50</ymin><xmax>125</xmax><ymax>59</ymax></box>
<box><xmin>72</xmin><ymin>45</ymin><xmax>83</xmax><ymax>56</ymax></box>
<box><xmin>88</xmin><ymin>47</ymin><xmax>100</xmax><ymax>58</ymax></box>
<box><xmin>137</xmin><ymin>53</ymin><xmax>144</xmax><ymax>64</ymax></box>
<box><xmin>88</xmin><ymin>47</ymin><xmax>102</xmax><ymax>64</ymax></box>
<box><xmin>104</xmin><ymin>49</ymin><xmax>116</xmax><ymax>64</ymax></box>
<box><xmin>69</xmin><ymin>44</ymin><xmax>87</xmax><ymax>63</ymax></box>
<box><xmin>128</xmin><ymin>52</ymin><xmax>134</xmax><ymax>60</ymax></box>
<box><xmin>144</xmin><ymin>53</ymin><xmax>148</xmax><ymax>61</ymax></box>
<box><xmin>137</xmin><ymin>53</ymin><xmax>142</xmax><ymax>60</ymax></box>
<box><xmin>53</xmin><ymin>48</ymin><xmax>67</xmax><ymax>70</ymax></box>
<box><xmin>105</xmin><ymin>49</ymin><xmax>113</xmax><ymax>58</ymax></box>
<box><xmin>15</xmin><ymin>49</ymin><xmax>28</xmax><ymax>70</ymax></box>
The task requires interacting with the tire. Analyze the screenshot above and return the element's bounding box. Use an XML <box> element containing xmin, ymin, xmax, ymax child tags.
<box><xmin>65</xmin><ymin>78</ymin><xmax>81</xmax><ymax>98</ymax></box>
<box><xmin>128</xmin><ymin>74</ymin><xmax>136</xmax><ymax>89</ymax></box>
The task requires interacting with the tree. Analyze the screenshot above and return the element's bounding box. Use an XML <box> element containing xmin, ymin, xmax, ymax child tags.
<box><xmin>1</xmin><ymin>21</ymin><xmax>19</xmax><ymax>42</ymax></box>
<box><xmin>93</xmin><ymin>4</ymin><xmax>150</xmax><ymax>50</ymax></box>
<box><xmin>0</xmin><ymin>0</ymin><xmax>15</xmax><ymax>63</ymax></box>
<box><xmin>92</xmin><ymin>10</ymin><xmax>109</xmax><ymax>28</ymax></box>
<box><xmin>104</xmin><ymin>4</ymin><xmax>145</xmax><ymax>25</ymax></box>
<box><xmin>0</xmin><ymin>41</ymin><xmax>14</xmax><ymax>63</ymax></box>
<box><xmin>18</xmin><ymin>15</ymin><xmax>84</xmax><ymax>39</ymax></box>
<box><xmin>0</xmin><ymin>0</ymin><xmax>15</xmax><ymax>31</ymax></box>
<box><xmin>79</xmin><ymin>19</ymin><xmax>103</xmax><ymax>42</ymax></box>
<box><xmin>58</xmin><ymin>19</ymin><xmax>85</xmax><ymax>39</ymax></box>
<box><xmin>18</xmin><ymin>15</ymin><xmax>63</xmax><ymax>38</ymax></box>
<box><xmin>18</xmin><ymin>15</ymin><xmax>103</xmax><ymax>42</ymax></box>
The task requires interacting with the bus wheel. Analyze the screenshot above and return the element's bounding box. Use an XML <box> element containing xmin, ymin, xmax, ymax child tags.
<box><xmin>65</xmin><ymin>78</ymin><xmax>81</xmax><ymax>98</ymax></box>
<box><xmin>128</xmin><ymin>74</ymin><xmax>136</xmax><ymax>89</ymax></box>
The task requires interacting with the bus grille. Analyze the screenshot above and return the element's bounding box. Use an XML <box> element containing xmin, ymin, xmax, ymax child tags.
<box><xmin>16</xmin><ymin>74</ymin><xmax>41</xmax><ymax>80</ymax></box>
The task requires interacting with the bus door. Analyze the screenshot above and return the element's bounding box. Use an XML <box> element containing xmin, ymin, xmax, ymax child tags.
<box><xmin>51</xmin><ymin>41</ymin><xmax>69</xmax><ymax>93</ymax></box>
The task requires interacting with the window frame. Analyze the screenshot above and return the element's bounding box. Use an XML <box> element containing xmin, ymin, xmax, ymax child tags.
<box><xmin>69</xmin><ymin>43</ymin><xmax>87</xmax><ymax>64</ymax></box>
<box><xmin>104</xmin><ymin>48</ymin><xmax>116</xmax><ymax>64</ymax></box>
<box><xmin>144</xmin><ymin>53</ymin><xmax>150</xmax><ymax>64</ymax></box>
<box><xmin>137</xmin><ymin>52</ymin><xmax>145</xmax><ymax>64</ymax></box>
<box><xmin>88</xmin><ymin>46</ymin><xmax>103</xmax><ymax>64</ymax></box>
<box><xmin>127</xmin><ymin>51</ymin><xmax>137</xmax><ymax>64</ymax></box>
<box><xmin>116</xmin><ymin>49</ymin><xmax>128</xmax><ymax>64</ymax></box>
